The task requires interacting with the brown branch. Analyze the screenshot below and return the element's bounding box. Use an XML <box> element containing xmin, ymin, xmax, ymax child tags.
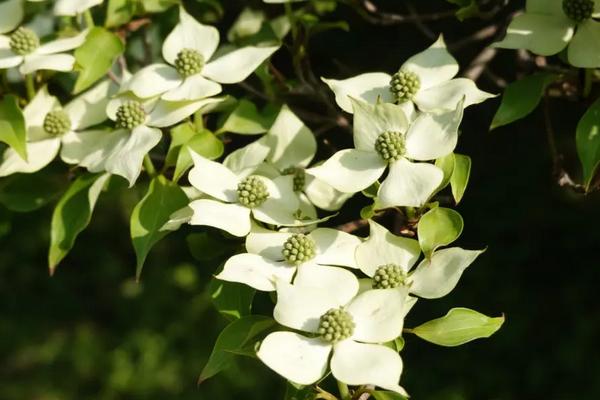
<box><xmin>348</xmin><ymin>0</ymin><xmax>455</xmax><ymax>26</ymax></box>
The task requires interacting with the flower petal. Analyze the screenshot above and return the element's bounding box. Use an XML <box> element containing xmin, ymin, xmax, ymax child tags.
<box><xmin>351</xmin><ymin>98</ymin><xmax>409</xmax><ymax>151</ymax></box>
<box><xmin>347</xmin><ymin>287</ymin><xmax>408</xmax><ymax>343</ymax></box>
<box><xmin>161</xmin><ymin>74</ymin><xmax>222</xmax><ymax>101</ymax></box>
<box><xmin>356</xmin><ymin>219</ymin><xmax>421</xmax><ymax>277</ymax></box>
<box><xmin>378</xmin><ymin>158</ymin><xmax>443</xmax><ymax>208</ymax></box>
<box><xmin>253</xmin><ymin>175</ymin><xmax>300</xmax><ymax>226</ymax></box>
<box><xmin>414</xmin><ymin>78</ymin><xmax>495</xmax><ymax>112</ymax></box>
<box><xmin>294</xmin><ymin>263</ymin><xmax>360</xmax><ymax>305</ymax></box>
<box><xmin>257</xmin><ymin>332</ymin><xmax>331</xmax><ymax>385</ymax></box>
<box><xmin>567</xmin><ymin>20</ymin><xmax>600</xmax><ymax>68</ymax></box>
<box><xmin>64</xmin><ymin>80</ymin><xmax>114</xmax><ymax>130</ymax></box>
<box><xmin>0</xmin><ymin>0</ymin><xmax>23</xmax><ymax>34</ymax></box>
<box><xmin>23</xmin><ymin>86</ymin><xmax>59</xmax><ymax>130</ymax></box>
<box><xmin>60</xmin><ymin>129</ymin><xmax>121</xmax><ymax>168</ymax></box>
<box><xmin>202</xmin><ymin>45</ymin><xmax>279</xmax><ymax>84</ymax></box>
<box><xmin>126</xmin><ymin>64</ymin><xmax>181</xmax><ymax>99</ymax></box>
<box><xmin>265</xmin><ymin>105</ymin><xmax>316</xmax><ymax>169</ymax></box>
<box><xmin>322</xmin><ymin>72</ymin><xmax>393</xmax><ymax>113</ymax></box>
<box><xmin>223</xmin><ymin>136</ymin><xmax>271</xmax><ymax>175</ymax></box>
<box><xmin>188</xmin><ymin>150</ymin><xmax>238</xmax><ymax>202</ymax></box>
<box><xmin>401</xmin><ymin>35</ymin><xmax>459</xmax><ymax>90</ymax></box>
<box><xmin>304</xmin><ymin>172</ymin><xmax>353</xmax><ymax>211</ymax></box>
<box><xmin>331</xmin><ymin>341</ymin><xmax>407</xmax><ymax>395</ymax></box>
<box><xmin>162</xmin><ymin>6</ymin><xmax>220</xmax><ymax>65</ymax></box>
<box><xmin>493</xmin><ymin>13</ymin><xmax>574</xmax><ymax>56</ymax></box>
<box><xmin>405</xmin><ymin>100</ymin><xmax>464</xmax><ymax>161</ymax></box>
<box><xmin>216</xmin><ymin>253</ymin><xmax>295</xmax><ymax>291</ymax></box>
<box><xmin>54</xmin><ymin>0</ymin><xmax>103</xmax><ymax>16</ymax></box>
<box><xmin>19</xmin><ymin>53</ymin><xmax>75</xmax><ymax>74</ymax></box>
<box><xmin>246</xmin><ymin>229</ymin><xmax>292</xmax><ymax>260</ymax></box>
<box><xmin>36</xmin><ymin>30</ymin><xmax>88</xmax><ymax>54</ymax></box>
<box><xmin>307</xmin><ymin>149</ymin><xmax>386</xmax><ymax>194</ymax></box>
<box><xmin>311</xmin><ymin>228</ymin><xmax>361</xmax><ymax>268</ymax></box>
<box><xmin>188</xmin><ymin>199</ymin><xmax>251</xmax><ymax>237</ymax></box>
<box><xmin>274</xmin><ymin>280</ymin><xmax>346</xmax><ymax>332</ymax></box>
<box><xmin>148</xmin><ymin>96</ymin><xmax>226</xmax><ymax>128</ymax></box>
<box><xmin>0</xmin><ymin>138</ymin><xmax>60</xmax><ymax>176</ymax></box>
<box><xmin>410</xmin><ymin>247</ymin><xmax>484</xmax><ymax>299</ymax></box>
<box><xmin>0</xmin><ymin>43</ymin><xmax>22</xmax><ymax>69</ymax></box>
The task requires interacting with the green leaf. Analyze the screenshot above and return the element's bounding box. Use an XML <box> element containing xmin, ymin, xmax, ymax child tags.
<box><xmin>285</xmin><ymin>382</ymin><xmax>317</xmax><ymax>400</ymax></box>
<box><xmin>130</xmin><ymin>175</ymin><xmax>188</xmax><ymax>280</ymax></box>
<box><xmin>411</xmin><ymin>307</ymin><xmax>505</xmax><ymax>347</ymax></box>
<box><xmin>371</xmin><ymin>391</ymin><xmax>408</xmax><ymax>400</ymax></box>
<box><xmin>142</xmin><ymin>0</ymin><xmax>178</xmax><ymax>13</ymax></box>
<box><xmin>209</xmin><ymin>278</ymin><xmax>255</xmax><ymax>320</ymax></box>
<box><xmin>417</xmin><ymin>207</ymin><xmax>464</xmax><ymax>258</ymax></box>
<box><xmin>73</xmin><ymin>27</ymin><xmax>124</xmax><ymax>94</ymax></box>
<box><xmin>105</xmin><ymin>0</ymin><xmax>138</xmax><ymax>28</ymax></box>
<box><xmin>0</xmin><ymin>170</ymin><xmax>64</xmax><ymax>212</ymax></box>
<box><xmin>0</xmin><ymin>95</ymin><xmax>27</xmax><ymax>161</ymax></box>
<box><xmin>199</xmin><ymin>315</ymin><xmax>276</xmax><ymax>383</ymax></box>
<box><xmin>186</xmin><ymin>232</ymin><xmax>234</xmax><ymax>262</ymax></box>
<box><xmin>490</xmin><ymin>72</ymin><xmax>557</xmax><ymax>130</ymax></box>
<box><xmin>450</xmin><ymin>153</ymin><xmax>471</xmax><ymax>204</ymax></box>
<box><xmin>435</xmin><ymin>152</ymin><xmax>455</xmax><ymax>191</ymax></box>
<box><xmin>49</xmin><ymin>173</ymin><xmax>110</xmax><ymax>273</ymax></box>
<box><xmin>219</xmin><ymin>99</ymin><xmax>277</xmax><ymax>135</ymax></box>
<box><xmin>576</xmin><ymin>98</ymin><xmax>600</xmax><ymax>191</ymax></box>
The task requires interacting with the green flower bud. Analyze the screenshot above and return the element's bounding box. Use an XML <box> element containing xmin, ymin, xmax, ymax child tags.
<box><xmin>43</xmin><ymin>110</ymin><xmax>71</xmax><ymax>136</ymax></box>
<box><xmin>318</xmin><ymin>308</ymin><xmax>355</xmax><ymax>343</ymax></box>
<box><xmin>282</xmin><ymin>167</ymin><xmax>306</xmax><ymax>192</ymax></box>
<box><xmin>237</xmin><ymin>175</ymin><xmax>269</xmax><ymax>208</ymax></box>
<box><xmin>389</xmin><ymin>70</ymin><xmax>420</xmax><ymax>103</ymax></box>
<box><xmin>282</xmin><ymin>233</ymin><xmax>316</xmax><ymax>265</ymax></box>
<box><xmin>372</xmin><ymin>263</ymin><xmax>408</xmax><ymax>289</ymax></box>
<box><xmin>174</xmin><ymin>48</ymin><xmax>205</xmax><ymax>77</ymax></box>
<box><xmin>562</xmin><ymin>0</ymin><xmax>594</xmax><ymax>22</ymax></box>
<box><xmin>374</xmin><ymin>131</ymin><xmax>405</xmax><ymax>162</ymax></box>
<box><xmin>115</xmin><ymin>101</ymin><xmax>146</xmax><ymax>129</ymax></box>
<box><xmin>9</xmin><ymin>27</ymin><xmax>39</xmax><ymax>55</ymax></box>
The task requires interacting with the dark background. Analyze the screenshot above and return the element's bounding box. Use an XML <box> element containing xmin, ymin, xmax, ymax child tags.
<box><xmin>1</xmin><ymin>0</ymin><xmax>599</xmax><ymax>399</ymax></box>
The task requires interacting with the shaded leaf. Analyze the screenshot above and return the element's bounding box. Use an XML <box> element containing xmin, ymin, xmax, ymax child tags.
<box><xmin>418</xmin><ymin>207</ymin><xmax>463</xmax><ymax>258</ymax></box>
<box><xmin>0</xmin><ymin>169</ymin><xmax>64</xmax><ymax>212</ymax></box>
<box><xmin>576</xmin><ymin>98</ymin><xmax>600</xmax><ymax>191</ymax></box>
<box><xmin>0</xmin><ymin>95</ymin><xmax>27</xmax><ymax>161</ymax></box>
<box><xmin>209</xmin><ymin>278</ymin><xmax>255</xmax><ymax>320</ymax></box>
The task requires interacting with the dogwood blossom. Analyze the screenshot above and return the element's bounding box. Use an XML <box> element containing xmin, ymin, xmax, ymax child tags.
<box><xmin>217</xmin><ymin>225</ymin><xmax>360</xmax><ymax>291</ymax></box>
<box><xmin>494</xmin><ymin>0</ymin><xmax>600</xmax><ymax>68</ymax></box>
<box><xmin>323</xmin><ymin>35</ymin><xmax>494</xmax><ymax>115</ymax></box>
<box><xmin>54</xmin><ymin>0</ymin><xmax>104</xmax><ymax>16</ymax></box>
<box><xmin>257</xmin><ymin>266</ymin><xmax>409</xmax><ymax>395</ymax></box>
<box><xmin>308</xmin><ymin>98</ymin><xmax>464</xmax><ymax>208</ymax></box>
<box><xmin>125</xmin><ymin>7</ymin><xmax>279</xmax><ymax>102</ymax></box>
<box><xmin>0</xmin><ymin>0</ymin><xmax>45</xmax><ymax>34</ymax></box>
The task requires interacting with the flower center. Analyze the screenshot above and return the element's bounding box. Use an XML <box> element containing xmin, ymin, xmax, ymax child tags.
<box><xmin>318</xmin><ymin>308</ymin><xmax>355</xmax><ymax>343</ymax></box>
<box><xmin>372</xmin><ymin>263</ymin><xmax>408</xmax><ymax>289</ymax></box>
<box><xmin>115</xmin><ymin>101</ymin><xmax>146</xmax><ymax>129</ymax></box>
<box><xmin>562</xmin><ymin>0</ymin><xmax>594</xmax><ymax>22</ymax></box>
<box><xmin>237</xmin><ymin>175</ymin><xmax>269</xmax><ymax>208</ymax></box>
<box><xmin>43</xmin><ymin>110</ymin><xmax>71</xmax><ymax>136</ymax></box>
<box><xmin>174</xmin><ymin>48</ymin><xmax>205</xmax><ymax>77</ymax></box>
<box><xmin>9</xmin><ymin>27</ymin><xmax>39</xmax><ymax>55</ymax></box>
<box><xmin>282</xmin><ymin>167</ymin><xmax>306</xmax><ymax>192</ymax></box>
<box><xmin>389</xmin><ymin>70</ymin><xmax>420</xmax><ymax>103</ymax></box>
<box><xmin>282</xmin><ymin>233</ymin><xmax>316</xmax><ymax>265</ymax></box>
<box><xmin>374</xmin><ymin>131</ymin><xmax>405</xmax><ymax>162</ymax></box>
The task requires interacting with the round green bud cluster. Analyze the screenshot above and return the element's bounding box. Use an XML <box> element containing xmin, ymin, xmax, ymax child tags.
<box><xmin>375</xmin><ymin>131</ymin><xmax>405</xmax><ymax>162</ymax></box>
<box><xmin>282</xmin><ymin>167</ymin><xmax>306</xmax><ymax>192</ymax></box>
<box><xmin>237</xmin><ymin>175</ymin><xmax>269</xmax><ymax>208</ymax></box>
<box><xmin>372</xmin><ymin>264</ymin><xmax>408</xmax><ymax>289</ymax></box>
<box><xmin>174</xmin><ymin>48</ymin><xmax>205</xmax><ymax>77</ymax></box>
<box><xmin>389</xmin><ymin>70</ymin><xmax>420</xmax><ymax>103</ymax></box>
<box><xmin>318</xmin><ymin>308</ymin><xmax>355</xmax><ymax>343</ymax></box>
<box><xmin>43</xmin><ymin>110</ymin><xmax>71</xmax><ymax>136</ymax></box>
<box><xmin>9</xmin><ymin>27</ymin><xmax>39</xmax><ymax>55</ymax></box>
<box><xmin>562</xmin><ymin>0</ymin><xmax>594</xmax><ymax>22</ymax></box>
<box><xmin>282</xmin><ymin>233</ymin><xmax>316</xmax><ymax>265</ymax></box>
<box><xmin>115</xmin><ymin>101</ymin><xmax>146</xmax><ymax>129</ymax></box>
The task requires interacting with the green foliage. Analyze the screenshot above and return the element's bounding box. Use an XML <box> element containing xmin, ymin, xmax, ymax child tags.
<box><xmin>0</xmin><ymin>95</ymin><xmax>27</xmax><ymax>161</ymax></box>
<box><xmin>576</xmin><ymin>98</ymin><xmax>600</xmax><ymax>191</ymax></box>
<box><xmin>219</xmin><ymin>99</ymin><xmax>278</xmax><ymax>135</ymax></box>
<box><xmin>0</xmin><ymin>170</ymin><xmax>63</xmax><ymax>212</ymax></box>
<box><xmin>418</xmin><ymin>207</ymin><xmax>464</xmax><ymax>258</ymax></box>
<box><xmin>450</xmin><ymin>153</ymin><xmax>471</xmax><ymax>204</ymax></box>
<box><xmin>209</xmin><ymin>279</ymin><xmax>255</xmax><ymax>320</ymax></box>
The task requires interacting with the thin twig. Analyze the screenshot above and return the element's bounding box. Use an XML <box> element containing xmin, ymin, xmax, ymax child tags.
<box><xmin>348</xmin><ymin>0</ymin><xmax>455</xmax><ymax>26</ymax></box>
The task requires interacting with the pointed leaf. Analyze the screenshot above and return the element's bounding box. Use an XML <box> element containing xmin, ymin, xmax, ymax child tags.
<box><xmin>220</xmin><ymin>99</ymin><xmax>278</xmax><ymax>135</ymax></box>
<box><xmin>209</xmin><ymin>278</ymin><xmax>255</xmax><ymax>320</ymax></box>
<box><xmin>576</xmin><ymin>98</ymin><xmax>600</xmax><ymax>191</ymax></box>
<box><xmin>0</xmin><ymin>95</ymin><xmax>27</xmax><ymax>161</ymax></box>
<box><xmin>417</xmin><ymin>207</ymin><xmax>463</xmax><ymax>258</ymax></box>
<box><xmin>450</xmin><ymin>153</ymin><xmax>471</xmax><ymax>204</ymax></box>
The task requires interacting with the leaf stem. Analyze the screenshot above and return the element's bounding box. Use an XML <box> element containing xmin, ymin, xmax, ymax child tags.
<box><xmin>24</xmin><ymin>74</ymin><xmax>35</xmax><ymax>100</ymax></box>
<box><xmin>83</xmin><ymin>10</ymin><xmax>95</xmax><ymax>28</ymax></box>
<box><xmin>143</xmin><ymin>155</ymin><xmax>157</xmax><ymax>177</ymax></box>
<box><xmin>583</xmin><ymin>68</ymin><xmax>593</xmax><ymax>98</ymax></box>
<box><xmin>337</xmin><ymin>380</ymin><xmax>351</xmax><ymax>400</ymax></box>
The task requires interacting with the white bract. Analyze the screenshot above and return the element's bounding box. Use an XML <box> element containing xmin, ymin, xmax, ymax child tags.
<box><xmin>185</xmin><ymin>151</ymin><xmax>300</xmax><ymax>237</ymax></box>
<box><xmin>0</xmin><ymin>27</ymin><xmax>88</xmax><ymax>74</ymax></box>
<box><xmin>257</xmin><ymin>267</ymin><xmax>409</xmax><ymax>395</ymax></box>
<box><xmin>494</xmin><ymin>0</ymin><xmax>600</xmax><ymax>67</ymax></box>
<box><xmin>356</xmin><ymin>220</ymin><xmax>485</xmax><ymax>299</ymax></box>
<box><xmin>54</xmin><ymin>0</ymin><xmax>104</xmax><ymax>16</ymax></box>
<box><xmin>125</xmin><ymin>7</ymin><xmax>279</xmax><ymax>102</ymax></box>
<box><xmin>217</xmin><ymin>226</ymin><xmax>360</xmax><ymax>291</ymax></box>
<box><xmin>323</xmin><ymin>35</ymin><xmax>494</xmax><ymax>114</ymax></box>
<box><xmin>0</xmin><ymin>81</ymin><xmax>113</xmax><ymax>177</ymax></box>
<box><xmin>308</xmin><ymin>98</ymin><xmax>464</xmax><ymax>208</ymax></box>
<box><xmin>0</xmin><ymin>0</ymin><xmax>46</xmax><ymax>34</ymax></box>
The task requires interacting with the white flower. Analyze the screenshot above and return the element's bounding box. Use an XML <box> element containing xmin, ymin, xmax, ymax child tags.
<box><xmin>0</xmin><ymin>81</ymin><xmax>113</xmax><ymax>177</ymax></box>
<box><xmin>54</xmin><ymin>0</ymin><xmax>104</xmax><ymax>16</ymax></box>
<box><xmin>0</xmin><ymin>0</ymin><xmax>45</xmax><ymax>34</ymax></box>
<box><xmin>494</xmin><ymin>0</ymin><xmax>600</xmax><ymax>67</ymax></box>
<box><xmin>307</xmin><ymin>98</ymin><xmax>464</xmax><ymax>208</ymax></box>
<box><xmin>257</xmin><ymin>266</ymin><xmax>409</xmax><ymax>395</ymax></box>
<box><xmin>185</xmin><ymin>151</ymin><xmax>301</xmax><ymax>237</ymax></box>
<box><xmin>323</xmin><ymin>35</ymin><xmax>495</xmax><ymax>115</ymax></box>
<box><xmin>0</xmin><ymin>26</ymin><xmax>88</xmax><ymax>74</ymax></box>
<box><xmin>217</xmin><ymin>225</ymin><xmax>361</xmax><ymax>291</ymax></box>
<box><xmin>125</xmin><ymin>6</ymin><xmax>280</xmax><ymax>102</ymax></box>
<box><xmin>356</xmin><ymin>220</ymin><xmax>485</xmax><ymax>299</ymax></box>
